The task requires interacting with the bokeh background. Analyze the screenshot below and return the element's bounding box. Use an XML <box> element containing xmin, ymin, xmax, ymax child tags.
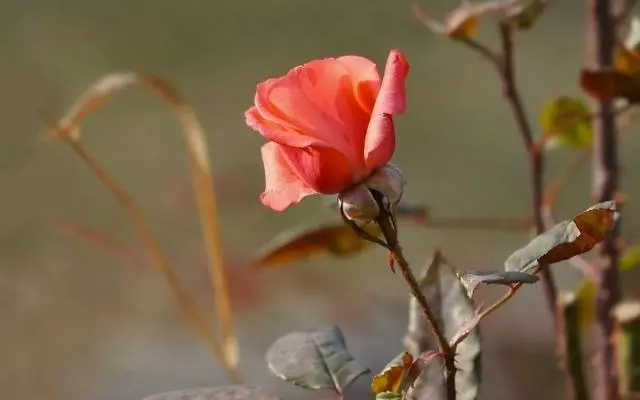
<box><xmin>2</xmin><ymin>0</ymin><xmax>640</xmax><ymax>399</ymax></box>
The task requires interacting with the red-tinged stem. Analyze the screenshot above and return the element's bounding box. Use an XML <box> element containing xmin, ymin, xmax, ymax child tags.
<box><xmin>587</xmin><ymin>0</ymin><xmax>622</xmax><ymax>398</ymax></box>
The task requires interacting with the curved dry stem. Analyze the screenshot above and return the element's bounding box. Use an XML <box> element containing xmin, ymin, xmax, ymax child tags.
<box><xmin>41</xmin><ymin>72</ymin><xmax>239</xmax><ymax>381</ymax></box>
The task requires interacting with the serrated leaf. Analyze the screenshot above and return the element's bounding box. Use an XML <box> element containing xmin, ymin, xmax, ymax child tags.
<box><xmin>504</xmin><ymin>201</ymin><xmax>618</xmax><ymax>273</ymax></box>
<box><xmin>141</xmin><ymin>386</ymin><xmax>281</xmax><ymax>400</ymax></box>
<box><xmin>539</xmin><ymin>96</ymin><xmax>593</xmax><ymax>149</ymax></box>
<box><xmin>253</xmin><ymin>223</ymin><xmax>381</xmax><ymax>267</ymax></box>
<box><xmin>404</xmin><ymin>257</ymin><xmax>481</xmax><ymax>400</ymax></box>
<box><xmin>265</xmin><ymin>325</ymin><xmax>369</xmax><ymax>393</ymax></box>
<box><xmin>457</xmin><ymin>270</ymin><xmax>539</xmax><ymax>298</ymax></box>
<box><xmin>575</xmin><ymin>242</ymin><xmax>640</xmax><ymax>330</ymax></box>
<box><xmin>504</xmin><ymin>0</ymin><xmax>547</xmax><ymax>30</ymax></box>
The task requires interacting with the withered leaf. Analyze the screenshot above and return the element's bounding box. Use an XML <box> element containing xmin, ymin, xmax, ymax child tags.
<box><xmin>43</xmin><ymin>71</ymin><xmax>238</xmax><ymax>369</ymax></box>
<box><xmin>253</xmin><ymin>222</ymin><xmax>381</xmax><ymax>267</ymax></box>
<box><xmin>580</xmin><ymin>68</ymin><xmax>640</xmax><ymax>103</ymax></box>
<box><xmin>457</xmin><ymin>270</ymin><xmax>539</xmax><ymax>298</ymax></box>
<box><xmin>504</xmin><ymin>0</ymin><xmax>547</xmax><ymax>30</ymax></box>
<box><xmin>413</xmin><ymin>0</ymin><xmax>515</xmax><ymax>39</ymax></box>
<box><xmin>444</xmin><ymin>0</ymin><xmax>516</xmax><ymax>38</ymax></box>
<box><xmin>371</xmin><ymin>351</ymin><xmax>414</xmax><ymax>395</ymax></box>
<box><xmin>265</xmin><ymin>325</ymin><xmax>369</xmax><ymax>393</ymax></box>
<box><xmin>141</xmin><ymin>386</ymin><xmax>281</xmax><ymax>400</ymax></box>
<box><xmin>504</xmin><ymin>201</ymin><xmax>618</xmax><ymax>273</ymax></box>
<box><xmin>615</xmin><ymin>41</ymin><xmax>640</xmax><ymax>74</ymax></box>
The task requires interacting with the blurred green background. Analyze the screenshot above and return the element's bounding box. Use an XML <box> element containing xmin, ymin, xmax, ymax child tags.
<box><xmin>2</xmin><ymin>0</ymin><xmax>640</xmax><ymax>399</ymax></box>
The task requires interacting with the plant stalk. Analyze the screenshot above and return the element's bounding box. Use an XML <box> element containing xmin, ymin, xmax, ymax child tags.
<box><xmin>587</xmin><ymin>0</ymin><xmax>623</xmax><ymax>398</ymax></box>
<box><xmin>368</xmin><ymin>197</ymin><xmax>456</xmax><ymax>400</ymax></box>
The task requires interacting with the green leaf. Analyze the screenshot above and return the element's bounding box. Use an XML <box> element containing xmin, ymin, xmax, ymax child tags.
<box><xmin>141</xmin><ymin>386</ymin><xmax>281</xmax><ymax>400</ymax></box>
<box><xmin>457</xmin><ymin>270</ymin><xmax>539</xmax><ymax>298</ymax></box>
<box><xmin>404</xmin><ymin>255</ymin><xmax>481</xmax><ymax>400</ymax></box>
<box><xmin>265</xmin><ymin>325</ymin><xmax>369</xmax><ymax>393</ymax></box>
<box><xmin>540</xmin><ymin>96</ymin><xmax>593</xmax><ymax>150</ymax></box>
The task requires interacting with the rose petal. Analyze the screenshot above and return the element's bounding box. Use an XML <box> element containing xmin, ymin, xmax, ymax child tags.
<box><xmin>364</xmin><ymin>49</ymin><xmax>409</xmax><ymax>170</ymax></box>
<box><xmin>364</xmin><ymin>113</ymin><xmax>396</xmax><ymax>171</ymax></box>
<box><xmin>260</xmin><ymin>142</ymin><xmax>318</xmax><ymax>211</ymax></box>
<box><xmin>336</xmin><ymin>55</ymin><xmax>381</xmax><ymax>114</ymax></box>
<box><xmin>373</xmin><ymin>49</ymin><xmax>409</xmax><ymax>115</ymax></box>
<box><xmin>252</xmin><ymin>59</ymin><xmax>373</xmax><ymax>168</ymax></box>
<box><xmin>279</xmin><ymin>144</ymin><xmax>359</xmax><ymax>194</ymax></box>
<box><xmin>246</xmin><ymin>107</ymin><xmax>317</xmax><ymax>147</ymax></box>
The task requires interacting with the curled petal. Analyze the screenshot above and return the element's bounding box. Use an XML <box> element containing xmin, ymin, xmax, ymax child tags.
<box><xmin>364</xmin><ymin>113</ymin><xmax>396</xmax><ymax>170</ymax></box>
<box><xmin>279</xmin><ymin>145</ymin><xmax>359</xmax><ymax>194</ymax></box>
<box><xmin>339</xmin><ymin>183</ymin><xmax>380</xmax><ymax>226</ymax></box>
<box><xmin>372</xmin><ymin>49</ymin><xmax>409</xmax><ymax>116</ymax></box>
<box><xmin>260</xmin><ymin>142</ymin><xmax>318</xmax><ymax>211</ymax></box>
<box><xmin>364</xmin><ymin>50</ymin><xmax>409</xmax><ymax>169</ymax></box>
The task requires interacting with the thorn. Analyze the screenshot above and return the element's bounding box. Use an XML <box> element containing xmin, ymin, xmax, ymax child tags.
<box><xmin>388</xmin><ymin>251</ymin><xmax>397</xmax><ymax>274</ymax></box>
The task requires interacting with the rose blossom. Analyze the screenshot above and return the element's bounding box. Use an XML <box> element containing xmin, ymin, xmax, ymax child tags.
<box><xmin>245</xmin><ymin>49</ymin><xmax>409</xmax><ymax>213</ymax></box>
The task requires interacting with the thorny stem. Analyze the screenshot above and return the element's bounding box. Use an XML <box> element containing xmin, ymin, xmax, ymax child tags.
<box><xmin>454</xmin><ymin>17</ymin><xmax>578</xmax><ymax>393</ymax></box>
<box><xmin>378</xmin><ymin>216</ymin><xmax>457</xmax><ymax>400</ymax></box>
<box><xmin>588</xmin><ymin>0</ymin><xmax>622</xmax><ymax>398</ymax></box>
<box><xmin>342</xmin><ymin>194</ymin><xmax>456</xmax><ymax>400</ymax></box>
<box><xmin>497</xmin><ymin>21</ymin><xmax>560</xmax><ymax>324</ymax></box>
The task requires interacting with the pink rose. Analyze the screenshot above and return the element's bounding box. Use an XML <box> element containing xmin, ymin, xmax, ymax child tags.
<box><xmin>245</xmin><ymin>49</ymin><xmax>409</xmax><ymax>211</ymax></box>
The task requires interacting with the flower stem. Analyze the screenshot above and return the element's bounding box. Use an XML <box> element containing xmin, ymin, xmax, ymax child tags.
<box><xmin>372</xmin><ymin>199</ymin><xmax>456</xmax><ymax>400</ymax></box>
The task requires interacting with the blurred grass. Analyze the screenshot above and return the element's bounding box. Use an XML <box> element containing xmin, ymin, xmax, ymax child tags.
<box><xmin>1</xmin><ymin>0</ymin><xmax>640</xmax><ymax>399</ymax></box>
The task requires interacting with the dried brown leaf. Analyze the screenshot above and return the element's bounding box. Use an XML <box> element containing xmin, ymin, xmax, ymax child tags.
<box><xmin>43</xmin><ymin>72</ymin><xmax>239</xmax><ymax>378</ymax></box>
<box><xmin>253</xmin><ymin>222</ymin><xmax>381</xmax><ymax>268</ymax></box>
<box><xmin>505</xmin><ymin>201</ymin><xmax>619</xmax><ymax>273</ymax></box>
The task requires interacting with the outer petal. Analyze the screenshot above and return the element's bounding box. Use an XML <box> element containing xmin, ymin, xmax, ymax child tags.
<box><xmin>279</xmin><ymin>145</ymin><xmax>359</xmax><ymax>194</ymax></box>
<box><xmin>364</xmin><ymin>49</ymin><xmax>410</xmax><ymax>170</ymax></box>
<box><xmin>251</xmin><ymin>59</ymin><xmax>372</xmax><ymax>169</ymax></box>
<box><xmin>260</xmin><ymin>142</ymin><xmax>318</xmax><ymax>211</ymax></box>
<box><xmin>364</xmin><ymin>113</ymin><xmax>396</xmax><ymax>171</ymax></box>
<box><xmin>245</xmin><ymin>106</ymin><xmax>315</xmax><ymax>148</ymax></box>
